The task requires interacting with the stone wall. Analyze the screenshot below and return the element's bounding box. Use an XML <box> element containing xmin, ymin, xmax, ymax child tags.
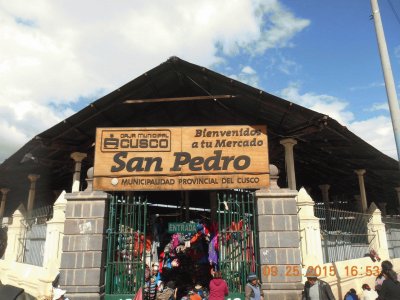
<box><xmin>59</xmin><ymin>191</ymin><xmax>109</xmax><ymax>300</ymax></box>
<box><xmin>256</xmin><ymin>188</ymin><xmax>303</xmax><ymax>300</ymax></box>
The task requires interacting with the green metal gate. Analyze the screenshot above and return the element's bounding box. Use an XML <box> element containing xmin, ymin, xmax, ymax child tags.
<box><xmin>217</xmin><ymin>190</ymin><xmax>259</xmax><ymax>294</ymax></box>
<box><xmin>105</xmin><ymin>194</ymin><xmax>148</xmax><ymax>300</ymax></box>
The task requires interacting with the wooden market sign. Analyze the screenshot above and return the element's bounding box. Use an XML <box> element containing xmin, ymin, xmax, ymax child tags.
<box><xmin>93</xmin><ymin>125</ymin><xmax>269</xmax><ymax>191</ymax></box>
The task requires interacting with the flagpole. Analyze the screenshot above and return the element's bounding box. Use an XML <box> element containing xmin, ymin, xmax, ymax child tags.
<box><xmin>370</xmin><ymin>0</ymin><xmax>400</xmax><ymax>167</ymax></box>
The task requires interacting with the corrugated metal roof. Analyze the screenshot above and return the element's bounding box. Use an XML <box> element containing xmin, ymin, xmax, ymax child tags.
<box><xmin>0</xmin><ymin>56</ymin><xmax>399</xmax><ymax>214</ymax></box>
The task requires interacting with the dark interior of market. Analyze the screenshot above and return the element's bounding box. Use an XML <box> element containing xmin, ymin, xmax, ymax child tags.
<box><xmin>107</xmin><ymin>189</ymin><xmax>257</xmax><ymax>296</ymax></box>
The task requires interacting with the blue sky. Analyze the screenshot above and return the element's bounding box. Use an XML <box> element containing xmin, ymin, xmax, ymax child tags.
<box><xmin>0</xmin><ymin>0</ymin><xmax>399</xmax><ymax>161</ymax></box>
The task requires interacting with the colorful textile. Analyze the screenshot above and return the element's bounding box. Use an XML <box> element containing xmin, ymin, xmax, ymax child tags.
<box><xmin>208</xmin><ymin>236</ymin><xmax>218</xmax><ymax>265</ymax></box>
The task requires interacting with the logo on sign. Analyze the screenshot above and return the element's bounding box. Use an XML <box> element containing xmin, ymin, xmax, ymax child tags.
<box><xmin>101</xmin><ymin>130</ymin><xmax>171</xmax><ymax>152</ymax></box>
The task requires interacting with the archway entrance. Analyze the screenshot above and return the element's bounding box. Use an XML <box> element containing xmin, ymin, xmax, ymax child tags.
<box><xmin>104</xmin><ymin>190</ymin><xmax>259</xmax><ymax>300</ymax></box>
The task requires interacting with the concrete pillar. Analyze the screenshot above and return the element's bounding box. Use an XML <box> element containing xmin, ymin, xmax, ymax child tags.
<box><xmin>39</xmin><ymin>191</ymin><xmax>67</xmax><ymax>297</ymax></box>
<box><xmin>355</xmin><ymin>169</ymin><xmax>368</xmax><ymax>212</ymax></box>
<box><xmin>59</xmin><ymin>191</ymin><xmax>109</xmax><ymax>299</ymax></box>
<box><xmin>4</xmin><ymin>204</ymin><xmax>26</xmax><ymax>262</ymax></box>
<box><xmin>27</xmin><ymin>174</ymin><xmax>40</xmax><ymax>213</ymax></box>
<box><xmin>367</xmin><ymin>202</ymin><xmax>390</xmax><ymax>260</ymax></box>
<box><xmin>318</xmin><ymin>184</ymin><xmax>330</xmax><ymax>207</ymax></box>
<box><xmin>70</xmin><ymin>152</ymin><xmax>87</xmax><ymax>192</ymax></box>
<box><xmin>85</xmin><ymin>167</ymin><xmax>94</xmax><ymax>192</ymax></box>
<box><xmin>297</xmin><ymin>187</ymin><xmax>324</xmax><ymax>268</ymax></box>
<box><xmin>280</xmin><ymin>138</ymin><xmax>297</xmax><ymax>190</ymax></box>
<box><xmin>0</xmin><ymin>188</ymin><xmax>10</xmax><ymax>220</ymax></box>
<box><xmin>255</xmin><ymin>164</ymin><xmax>303</xmax><ymax>300</ymax></box>
<box><xmin>42</xmin><ymin>191</ymin><xmax>67</xmax><ymax>270</ymax></box>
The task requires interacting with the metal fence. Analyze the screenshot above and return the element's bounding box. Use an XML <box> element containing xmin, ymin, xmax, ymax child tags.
<box><xmin>18</xmin><ymin>205</ymin><xmax>53</xmax><ymax>266</ymax></box>
<box><xmin>315</xmin><ymin>206</ymin><xmax>373</xmax><ymax>263</ymax></box>
<box><xmin>382</xmin><ymin>216</ymin><xmax>400</xmax><ymax>259</ymax></box>
<box><xmin>105</xmin><ymin>195</ymin><xmax>148</xmax><ymax>299</ymax></box>
<box><xmin>217</xmin><ymin>191</ymin><xmax>259</xmax><ymax>293</ymax></box>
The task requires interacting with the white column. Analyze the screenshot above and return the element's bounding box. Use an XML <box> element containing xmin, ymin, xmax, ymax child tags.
<box><xmin>280</xmin><ymin>138</ymin><xmax>297</xmax><ymax>190</ymax></box>
<box><xmin>319</xmin><ymin>184</ymin><xmax>330</xmax><ymax>207</ymax></box>
<box><xmin>0</xmin><ymin>188</ymin><xmax>10</xmax><ymax>219</ymax></box>
<box><xmin>70</xmin><ymin>152</ymin><xmax>87</xmax><ymax>192</ymax></box>
<box><xmin>27</xmin><ymin>174</ymin><xmax>40</xmax><ymax>212</ymax></box>
<box><xmin>297</xmin><ymin>187</ymin><xmax>324</xmax><ymax>267</ymax></box>
<box><xmin>84</xmin><ymin>167</ymin><xmax>94</xmax><ymax>192</ymax></box>
<box><xmin>4</xmin><ymin>204</ymin><xmax>26</xmax><ymax>261</ymax></box>
<box><xmin>367</xmin><ymin>202</ymin><xmax>390</xmax><ymax>260</ymax></box>
<box><xmin>355</xmin><ymin>169</ymin><xmax>368</xmax><ymax>213</ymax></box>
<box><xmin>42</xmin><ymin>191</ymin><xmax>67</xmax><ymax>272</ymax></box>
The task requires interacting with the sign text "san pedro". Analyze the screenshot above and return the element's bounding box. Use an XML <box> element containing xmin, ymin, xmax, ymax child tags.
<box><xmin>93</xmin><ymin>125</ymin><xmax>269</xmax><ymax>191</ymax></box>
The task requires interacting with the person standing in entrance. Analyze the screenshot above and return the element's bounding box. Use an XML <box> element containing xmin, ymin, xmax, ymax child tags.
<box><xmin>209</xmin><ymin>271</ymin><xmax>229</xmax><ymax>300</ymax></box>
<box><xmin>245</xmin><ymin>273</ymin><xmax>264</xmax><ymax>300</ymax></box>
<box><xmin>302</xmin><ymin>269</ymin><xmax>335</xmax><ymax>300</ymax></box>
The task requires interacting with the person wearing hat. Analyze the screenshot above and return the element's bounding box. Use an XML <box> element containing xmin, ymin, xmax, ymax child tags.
<box><xmin>245</xmin><ymin>273</ymin><xmax>264</xmax><ymax>300</ymax></box>
<box><xmin>360</xmin><ymin>283</ymin><xmax>378</xmax><ymax>300</ymax></box>
<box><xmin>52</xmin><ymin>288</ymin><xmax>69</xmax><ymax>300</ymax></box>
<box><xmin>302</xmin><ymin>268</ymin><xmax>335</xmax><ymax>300</ymax></box>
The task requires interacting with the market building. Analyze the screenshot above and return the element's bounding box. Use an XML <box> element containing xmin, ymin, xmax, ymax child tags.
<box><xmin>0</xmin><ymin>57</ymin><xmax>400</xmax><ymax>300</ymax></box>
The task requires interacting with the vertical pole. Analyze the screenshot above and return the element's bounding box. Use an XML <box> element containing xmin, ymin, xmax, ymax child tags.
<box><xmin>370</xmin><ymin>0</ymin><xmax>400</xmax><ymax>166</ymax></box>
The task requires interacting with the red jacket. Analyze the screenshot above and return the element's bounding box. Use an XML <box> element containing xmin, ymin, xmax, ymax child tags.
<box><xmin>209</xmin><ymin>279</ymin><xmax>229</xmax><ymax>300</ymax></box>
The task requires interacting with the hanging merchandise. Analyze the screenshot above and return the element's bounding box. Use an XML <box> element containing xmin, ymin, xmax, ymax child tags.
<box><xmin>208</xmin><ymin>235</ymin><xmax>218</xmax><ymax>268</ymax></box>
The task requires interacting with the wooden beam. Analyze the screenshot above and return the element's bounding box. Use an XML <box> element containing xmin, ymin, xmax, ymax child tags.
<box><xmin>124</xmin><ymin>94</ymin><xmax>235</xmax><ymax>104</ymax></box>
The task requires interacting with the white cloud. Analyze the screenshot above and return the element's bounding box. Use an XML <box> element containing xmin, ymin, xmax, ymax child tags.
<box><xmin>241</xmin><ymin>66</ymin><xmax>256</xmax><ymax>75</ymax></box>
<box><xmin>245</xmin><ymin>0</ymin><xmax>310</xmax><ymax>54</ymax></box>
<box><xmin>395</xmin><ymin>45</ymin><xmax>400</xmax><ymax>61</ymax></box>
<box><xmin>0</xmin><ymin>0</ymin><xmax>310</xmax><ymax>162</ymax></box>
<box><xmin>277</xmin><ymin>55</ymin><xmax>299</xmax><ymax>75</ymax></box>
<box><xmin>229</xmin><ymin>65</ymin><xmax>260</xmax><ymax>87</ymax></box>
<box><xmin>349</xmin><ymin>81</ymin><xmax>385</xmax><ymax>91</ymax></box>
<box><xmin>280</xmin><ymin>83</ymin><xmax>396</xmax><ymax>158</ymax></box>
<box><xmin>280</xmin><ymin>82</ymin><xmax>354</xmax><ymax>125</ymax></box>
<box><xmin>365</xmin><ymin>102</ymin><xmax>389</xmax><ymax>112</ymax></box>
<box><xmin>349</xmin><ymin>116</ymin><xmax>396</xmax><ymax>158</ymax></box>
